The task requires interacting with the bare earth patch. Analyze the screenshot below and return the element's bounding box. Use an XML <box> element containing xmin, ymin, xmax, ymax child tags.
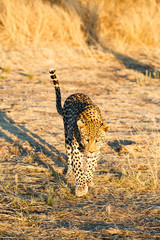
<box><xmin>0</xmin><ymin>48</ymin><xmax>160</xmax><ymax>239</ymax></box>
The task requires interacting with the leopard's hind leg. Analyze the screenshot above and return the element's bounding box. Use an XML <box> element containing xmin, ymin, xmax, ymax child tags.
<box><xmin>64</xmin><ymin>123</ymin><xmax>73</xmax><ymax>176</ymax></box>
<box><xmin>65</xmin><ymin>142</ymin><xmax>73</xmax><ymax>176</ymax></box>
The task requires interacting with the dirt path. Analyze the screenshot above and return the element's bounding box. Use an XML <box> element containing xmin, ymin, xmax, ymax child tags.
<box><xmin>0</xmin><ymin>49</ymin><xmax>160</xmax><ymax>239</ymax></box>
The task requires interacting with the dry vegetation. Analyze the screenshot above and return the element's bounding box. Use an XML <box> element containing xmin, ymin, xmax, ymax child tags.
<box><xmin>0</xmin><ymin>0</ymin><xmax>160</xmax><ymax>239</ymax></box>
<box><xmin>1</xmin><ymin>0</ymin><xmax>160</xmax><ymax>49</ymax></box>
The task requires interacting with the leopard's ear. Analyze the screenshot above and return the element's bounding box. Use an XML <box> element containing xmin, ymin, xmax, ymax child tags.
<box><xmin>77</xmin><ymin>120</ymin><xmax>84</xmax><ymax>131</ymax></box>
<box><xmin>101</xmin><ymin>124</ymin><xmax>109</xmax><ymax>133</ymax></box>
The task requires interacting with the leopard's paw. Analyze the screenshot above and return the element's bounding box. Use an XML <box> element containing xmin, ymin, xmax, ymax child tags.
<box><xmin>75</xmin><ymin>184</ymin><xmax>88</xmax><ymax>197</ymax></box>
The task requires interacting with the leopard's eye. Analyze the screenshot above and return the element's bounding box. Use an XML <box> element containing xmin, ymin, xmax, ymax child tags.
<box><xmin>95</xmin><ymin>139</ymin><xmax>99</xmax><ymax>143</ymax></box>
<box><xmin>86</xmin><ymin>139</ymin><xmax>89</xmax><ymax>143</ymax></box>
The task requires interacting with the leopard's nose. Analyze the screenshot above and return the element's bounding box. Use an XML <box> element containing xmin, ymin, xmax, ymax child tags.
<box><xmin>89</xmin><ymin>150</ymin><xmax>94</xmax><ymax>154</ymax></box>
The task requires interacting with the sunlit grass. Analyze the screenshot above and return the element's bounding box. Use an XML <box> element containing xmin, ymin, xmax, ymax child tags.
<box><xmin>0</xmin><ymin>0</ymin><xmax>160</xmax><ymax>51</ymax></box>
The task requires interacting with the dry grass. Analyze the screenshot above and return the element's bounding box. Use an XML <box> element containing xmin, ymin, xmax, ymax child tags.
<box><xmin>0</xmin><ymin>0</ymin><xmax>86</xmax><ymax>49</ymax></box>
<box><xmin>0</xmin><ymin>0</ymin><xmax>160</xmax><ymax>239</ymax></box>
<box><xmin>0</xmin><ymin>0</ymin><xmax>160</xmax><ymax>51</ymax></box>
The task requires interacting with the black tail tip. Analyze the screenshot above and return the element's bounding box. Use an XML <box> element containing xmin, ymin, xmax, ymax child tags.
<box><xmin>49</xmin><ymin>69</ymin><xmax>56</xmax><ymax>74</ymax></box>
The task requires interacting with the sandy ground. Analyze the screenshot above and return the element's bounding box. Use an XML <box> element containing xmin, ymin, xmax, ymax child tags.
<box><xmin>0</xmin><ymin>47</ymin><xmax>160</xmax><ymax>239</ymax></box>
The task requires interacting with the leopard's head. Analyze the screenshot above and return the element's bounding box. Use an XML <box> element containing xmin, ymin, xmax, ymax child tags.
<box><xmin>77</xmin><ymin>119</ymin><xmax>109</xmax><ymax>154</ymax></box>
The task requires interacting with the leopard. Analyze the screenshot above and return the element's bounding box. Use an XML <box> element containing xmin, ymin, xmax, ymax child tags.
<box><xmin>49</xmin><ymin>69</ymin><xmax>109</xmax><ymax>197</ymax></box>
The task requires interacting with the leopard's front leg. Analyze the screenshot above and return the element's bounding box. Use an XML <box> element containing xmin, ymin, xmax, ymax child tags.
<box><xmin>86</xmin><ymin>152</ymin><xmax>100</xmax><ymax>187</ymax></box>
<box><xmin>72</xmin><ymin>138</ymin><xmax>88</xmax><ymax>197</ymax></box>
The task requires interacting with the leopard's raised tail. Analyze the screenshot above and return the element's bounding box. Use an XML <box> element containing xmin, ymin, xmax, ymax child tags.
<box><xmin>49</xmin><ymin>69</ymin><xmax>63</xmax><ymax>116</ymax></box>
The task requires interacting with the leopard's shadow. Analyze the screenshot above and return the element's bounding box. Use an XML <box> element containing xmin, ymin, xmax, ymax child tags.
<box><xmin>107</xmin><ymin>139</ymin><xmax>136</xmax><ymax>153</ymax></box>
<box><xmin>0</xmin><ymin>110</ymin><xmax>71</xmax><ymax>188</ymax></box>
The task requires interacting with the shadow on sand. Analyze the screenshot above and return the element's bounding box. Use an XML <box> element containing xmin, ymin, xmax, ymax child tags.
<box><xmin>107</xmin><ymin>139</ymin><xmax>136</xmax><ymax>153</ymax></box>
<box><xmin>0</xmin><ymin>110</ymin><xmax>71</xmax><ymax>188</ymax></box>
<box><xmin>110</xmin><ymin>50</ymin><xmax>160</xmax><ymax>78</ymax></box>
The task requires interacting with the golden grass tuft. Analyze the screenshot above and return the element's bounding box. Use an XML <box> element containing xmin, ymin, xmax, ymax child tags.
<box><xmin>0</xmin><ymin>0</ymin><xmax>160</xmax><ymax>51</ymax></box>
<box><xmin>0</xmin><ymin>0</ymin><xmax>86</xmax><ymax>49</ymax></box>
<box><xmin>97</xmin><ymin>0</ymin><xmax>160</xmax><ymax>49</ymax></box>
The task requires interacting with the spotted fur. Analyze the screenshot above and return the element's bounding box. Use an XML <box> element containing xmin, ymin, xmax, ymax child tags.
<box><xmin>49</xmin><ymin>69</ymin><xmax>109</xmax><ymax>197</ymax></box>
